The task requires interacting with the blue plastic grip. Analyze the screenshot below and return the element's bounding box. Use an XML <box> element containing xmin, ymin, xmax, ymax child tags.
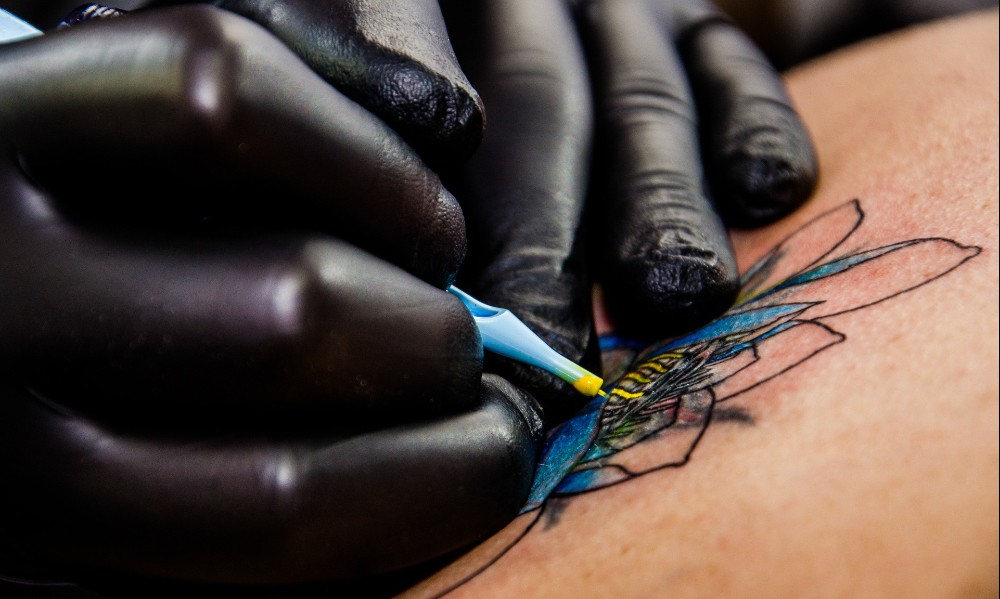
<box><xmin>0</xmin><ymin>8</ymin><xmax>41</xmax><ymax>44</ymax></box>
<box><xmin>448</xmin><ymin>286</ymin><xmax>588</xmax><ymax>383</ymax></box>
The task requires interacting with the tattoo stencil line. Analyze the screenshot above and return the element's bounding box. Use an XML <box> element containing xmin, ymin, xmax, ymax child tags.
<box><xmin>422</xmin><ymin>199</ymin><xmax>980</xmax><ymax>597</ymax></box>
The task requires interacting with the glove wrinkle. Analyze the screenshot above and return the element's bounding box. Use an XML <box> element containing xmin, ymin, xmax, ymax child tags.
<box><xmin>603</xmin><ymin>183</ymin><xmax>738</xmax><ymax>334</ymax></box>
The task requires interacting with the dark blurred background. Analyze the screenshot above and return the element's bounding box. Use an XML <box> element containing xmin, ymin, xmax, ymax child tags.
<box><xmin>4</xmin><ymin>0</ymin><xmax>998</xmax><ymax>69</ymax></box>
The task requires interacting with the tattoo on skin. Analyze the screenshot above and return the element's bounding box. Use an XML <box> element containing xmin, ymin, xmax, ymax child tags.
<box><xmin>419</xmin><ymin>199</ymin><xmax>981</xmax><ymax>597</ymax></box>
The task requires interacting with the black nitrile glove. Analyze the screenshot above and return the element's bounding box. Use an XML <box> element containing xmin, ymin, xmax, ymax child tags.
<box><xmin>0</xmin><ymin>374</ymin><xmax>541</xmax><ymax>584</ymax></box>
<box><xmin>140</xmin><ymin>0</ymin><xmax>485</xmax><ymax>166</ymax></box>
<box><xmin>579</xmin><ymin>0</ymin><xmax>819</xmax><ymax>335</ymax></box>
<box><xmin>0</xmin><ymin>6</ymin><xmax>543</xmax><ymax>584</ymax></box>
<box><xmin>440</xmin><ymin>0</ymin><xmax>598</xmax><ymax>418</ymax></box>
<box><xmin>435</xmin><ymin>0</ymin><xmax>816</xmax><ymax>413</ymax></box>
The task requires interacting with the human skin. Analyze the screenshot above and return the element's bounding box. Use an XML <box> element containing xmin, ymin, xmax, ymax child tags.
<box><xmin>406</xmin><ymin>10</ymin><xmax>999</xmax><ymax>598</ymax></box>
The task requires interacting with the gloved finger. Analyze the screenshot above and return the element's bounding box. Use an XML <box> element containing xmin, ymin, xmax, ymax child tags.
<box><xmin>577</xmin><ymin>0</ymin><xmax>739</xmax><ymax>337</ymax></box>
<box><xmin>441</xmin><ymin>0</ymin><xmax>597</xmax><ymax>412</ymax></box>
<box><xmin>667</xmin><ymin>0</ymin><xmax>818</xmax><ymax>227</ymax></box>
<box><xmin>0</xmin><ymin>374</ymin><xmax>543</xmax><ymax>582</ymax></box>
<box><xmin>144</xmin><ymin>0</ymin><xmax>484</xmax><ymax>166</ymax></box>
<box><xmin>0</xmin><ymin>5</ymin><xmax>464</xmax><ymax>287</ymax></box>
<box><xmin>0</xmin><ymin>156</ymin><xmax>481</xmax><ymax>426</ymax></box>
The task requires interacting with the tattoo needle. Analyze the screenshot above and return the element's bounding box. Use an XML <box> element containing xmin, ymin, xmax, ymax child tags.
<box><xmin>449</xmin><ymin>286</ymin><xmax>607</xmax><ymax>397</ymax></box>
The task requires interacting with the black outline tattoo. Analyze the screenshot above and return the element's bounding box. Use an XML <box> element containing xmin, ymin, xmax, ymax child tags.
<box><xmin>423</xmin><ymin>200</ymin><xmax>981</xmax><ymax>597</ymax></box>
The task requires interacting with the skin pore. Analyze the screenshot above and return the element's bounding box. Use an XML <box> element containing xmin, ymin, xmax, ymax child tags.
<box><xmin>405</xmin><ymin>10</ymin><xmax>999</xmax><ymax>598</ymax></box>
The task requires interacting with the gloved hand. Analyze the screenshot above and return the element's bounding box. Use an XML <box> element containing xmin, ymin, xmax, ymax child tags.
<box><xmin>580</xmin><ymin>0</ymin><xmax>819</xmax><ymax>334</ymax></box>
<box><xmin>437</xmin><ymin>0</ymin><xmax>817</xmax><ymax>411</ymax></box>
<box><xmin>84</xmin><ymin>0</ymin><xmax>814</xmax><ymax>413</ymax></box>
<box><xmin>139</xmin><ymin>0</ymin><xmax>485</xmax><ymax>167</ymax></box>
<box><xmin>0</xmin><ymin>6</ymin><xmax>542</xmax><ymax>583</ymax></box>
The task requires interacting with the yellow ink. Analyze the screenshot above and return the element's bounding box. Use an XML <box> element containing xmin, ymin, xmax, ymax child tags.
<box><xmin>572</xmin><ymin>374</ymin><xmax>605</xmax><ymax>397</ymax></box>
<box><xmin>611</xmin><ymin>389</ymin><xmax>644</xmax><ymax>399</ymax></box>
<box><xmin>638</xmin><ymin>353</ymin><xmax>682</xmax><ymax>373</ymax></box>
<box><xmin>625</xmin><ymin>372</ymin><xmax>651</xmax><ymax>383</ymax></box>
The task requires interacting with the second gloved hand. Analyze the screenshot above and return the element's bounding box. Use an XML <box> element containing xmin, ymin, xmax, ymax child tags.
<box><xmin>437</xmin><ymin>0</ymin><xmax>817</xmax><ymax>415</ymax></box>
<box><xmin>579</xmin><ymin>0</ymin><xmax>819</xmax><ymax>334</ymax></box>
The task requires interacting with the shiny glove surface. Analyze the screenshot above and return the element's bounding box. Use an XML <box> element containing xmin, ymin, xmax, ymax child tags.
<box><xmin>439</xmin><ymin>0</ymin><xmax>817</xmax><ymax>413</ymax></box>
<box><xmin>0</xmin><ymin>6</ymin><xmax>542</xmax><ymax>584</ymax></box>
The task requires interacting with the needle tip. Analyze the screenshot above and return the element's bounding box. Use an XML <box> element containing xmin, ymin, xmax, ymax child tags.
<box><xmin>572</xmin><ymin>374</ymin><xmax>605</xmax><ymax>397</ymax></box>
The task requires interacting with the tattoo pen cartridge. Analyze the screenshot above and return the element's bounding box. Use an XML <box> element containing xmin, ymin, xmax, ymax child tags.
<box><xmin>448</xmin><ymin>286</ymin><xmax>606</xmax><ymax>397</ymax></box>
<box><xmin>0</xmin><ymin>8</ymin><xmax>42</xmax><ymax>43</ymax></box>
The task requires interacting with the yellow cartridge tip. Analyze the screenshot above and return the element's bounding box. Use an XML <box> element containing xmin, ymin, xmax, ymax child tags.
<box><xmin>572</xmin><ymin>374</ymin><xmax>606</xmax><ymax>397</ymax></box>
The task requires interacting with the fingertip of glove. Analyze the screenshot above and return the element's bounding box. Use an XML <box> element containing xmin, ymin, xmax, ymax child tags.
<box><xmin>714</xmin><ymin>101</ymin><xmax>819</xmax><ymax>228</ymax></box>
<box><xmin>719</xmin><ymin>150</ymin><xmax>818</xmax><ymax>227</ymax></box>
<box><xmin>411</xmin><ymin>187</ymin><xmax>467</xmax><ymax>287</ymax></box>
<box><xmin>372</xmin><ymin>62</ymin><xmax>485</xmax><ymax>164</ymax></box>
<box><xmin>605</xmin><ymin>251</ymin><xmax>739</xmax><ymax>336</ymax></box>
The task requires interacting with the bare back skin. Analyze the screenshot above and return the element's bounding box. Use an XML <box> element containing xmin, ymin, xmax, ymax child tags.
<box><xmin>406</xmin><ymin>10</ymin><xmax>999</xmax><ymax>598</ymax></box>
